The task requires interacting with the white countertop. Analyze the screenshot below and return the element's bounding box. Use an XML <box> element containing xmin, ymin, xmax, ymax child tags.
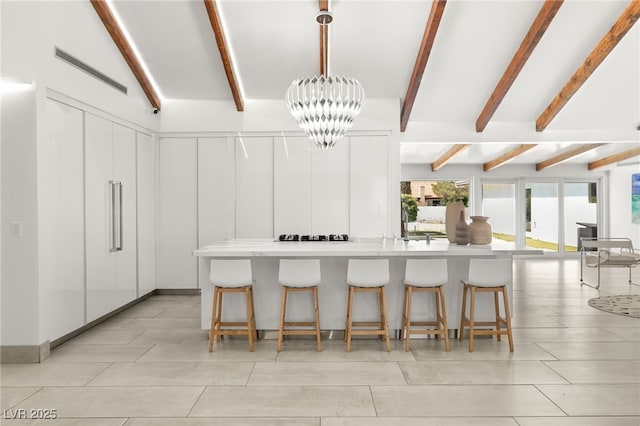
<box><xmin>193</xmin><ymin>238</ymin><xmax>543</xmax><ymax>257</ymax></box>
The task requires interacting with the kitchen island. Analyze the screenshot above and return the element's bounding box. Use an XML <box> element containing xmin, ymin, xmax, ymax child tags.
<box><xmin>193</xmin><ymin>238</ymin><xmax>542</xmax><ymax>332</ymax></box>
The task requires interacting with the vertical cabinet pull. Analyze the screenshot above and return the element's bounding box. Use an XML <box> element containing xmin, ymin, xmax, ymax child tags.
<box><xmin>117</xmin><ymin>181</ymin><xmax>123</xmax><ymax>251</ymax></box>
<box><xmin>109</xmin><ymin>180</ymin><xmax>124</xmax><ymax>252</ymax></box>
<box><xmin>110</xmin><ymin>180</ymin><xmax>117</xmax><ymax>252</ymax></box>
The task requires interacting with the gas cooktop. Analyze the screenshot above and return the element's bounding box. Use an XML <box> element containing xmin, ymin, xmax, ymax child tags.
<box><xmin>278</xmin><ymin>234</ymin><xmax>349</xmax><ymax>242</ymax></box>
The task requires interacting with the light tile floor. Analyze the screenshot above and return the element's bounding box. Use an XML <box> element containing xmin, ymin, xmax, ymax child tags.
<box><xmin>2</xmin><ymin>258</ymin><xmax>640</xmax><ymax>425</ymax></box>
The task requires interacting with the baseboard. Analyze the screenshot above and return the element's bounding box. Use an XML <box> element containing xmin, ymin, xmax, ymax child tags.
<box><xmin>1</xmin><ymin>341</ymin><xmax>50</xmax><ymax>364</ymax></box>
<box><xmin>154</xmin><ymin>288</ymin><xmax>201</xmax><ymax>295</ymax></box>
<box><xmin>5</xmin><ymin>289</ymin><xmax>200</xmax><ymax>362</ymax></box>
<box><xmin>50</xmin><ymin>290</ymin><xmax>156</xmax><ymax>350</ymax></box>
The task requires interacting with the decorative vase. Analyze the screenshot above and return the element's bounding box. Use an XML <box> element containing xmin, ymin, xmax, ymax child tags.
<box><xmin>469</xmin><ymin>216</ymin><xmax>492</xmax><ymax>244</ymax></box>
<box><xmin>454</xmin><ymin>210</ymin><xmax>470</xmax><ymax>245</ymax></box>
<box><xmin>445</xmin><ymin>201</ymin><xmax>465</xmax><ymax>243</ymax></box>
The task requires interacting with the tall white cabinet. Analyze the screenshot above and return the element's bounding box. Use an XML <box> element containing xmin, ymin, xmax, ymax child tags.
<box><xmin>136</xmin><ymin>132</ymin><xmax>157</xmax><ymax>297</ymax></box>
<box><xmin>85</xmin><ymin>113</ymin><xmax>138</xmax><ymax>322</ymax></box>
<box><xmin>158</xmin><ymin>138</ymin><xmax>198</xmax><ymax>289</ymax></box>
<box><xmin>40</xmin><ymin>99</ymin><xmax>86</xmax><ymax>340</ymax></box>
<box><xmin>235</xmin><ymin>137</ymin><xmax>274</xmax><ymax>238</ymax></box>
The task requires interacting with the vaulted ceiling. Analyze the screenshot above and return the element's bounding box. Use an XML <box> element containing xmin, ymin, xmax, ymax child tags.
<box><xmin>101</xmin><ymin>0</ymin><xmax>640</xmax><ymax>170</ymax></box>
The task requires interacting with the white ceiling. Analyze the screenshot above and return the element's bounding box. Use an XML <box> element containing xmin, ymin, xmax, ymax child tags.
<box><xmin>109</xmin><ymin>0</ymin><xmax>640</xmax><ymax>168</ymax></box>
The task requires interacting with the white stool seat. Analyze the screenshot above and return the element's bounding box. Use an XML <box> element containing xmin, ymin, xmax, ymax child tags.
<box><xmin>210</xmin><ymin>259</ymin><xmax>253</xmax><ymax>288</ymax></box>
<box><xmin>345</xmin><ymin>259</ymin><xmax>391</xmax><ymax>352</ymax></box>
<box><xmin>277</xmin><ymin>259</ymin><xmax>322</xmax><ymax>352</ymax></box>
<box><xmin>279</xmin><ymin>259</ymin><xmax>322</xmax><ymax>288</ymax></box>
<box><xmin>347</xmin><ymin>259</ymin><xmax>389</xmax><ymax>287</ymax></box>
<box><xmin>402</xmin><ymin>259</ymin><xmax>450</xmax><ymax>351</ymax></box>
<box><xmin>208</xmin><ymin>259</ymin><xmax>257</xmax><ymax>352</ymax></box>
<box><xmin>404</xmin><ymin>258</ymin><xmax>448</xmax><ymax>287</ymax></box>
<box><xmin>465</xmin><ymin>258</ymin><xmax>511</xmax><ymax>288</ymax></box>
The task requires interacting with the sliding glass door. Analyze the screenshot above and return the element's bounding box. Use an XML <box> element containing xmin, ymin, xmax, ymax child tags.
<box><xmin>564</xmin><ymin>182</ymin><xmax>598</xmax><ymax>252</ymax></box>
<box><xmin>480</xmin><ymin>179</ymin><xmax>600</xmax><ymax>254</ymax></box>
<box><xmin>481</xmin><ymin>182</ymin><xmax>516</xmax><ymax>244</ymax></box>
<box><xmin>525</xmin><ymin>182</ymin><xmax>559</xmax><ymax>252</ymax></box>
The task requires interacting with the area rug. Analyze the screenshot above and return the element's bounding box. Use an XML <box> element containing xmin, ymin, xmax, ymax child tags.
<box><xmin>588</xmin><ymin>295</ymin><xmax>640</xmax><ymax>318</ymax></box>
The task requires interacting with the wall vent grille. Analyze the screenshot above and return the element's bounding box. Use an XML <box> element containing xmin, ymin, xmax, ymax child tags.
<box><xmin>54</xmin><ymin>47</ymin><xmax>128</xmax><ymax>94</ymax></box>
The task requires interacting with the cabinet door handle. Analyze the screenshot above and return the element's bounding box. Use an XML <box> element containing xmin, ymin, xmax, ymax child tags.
<box><xmin>109</xmin><ymin>180</ymin><xmax>117</xmax><ymax>252</ymax></box>
<box><xmin>117</xmin><ymin>181</ymin><xmax>123</xmax><ymax>251</ymax></box>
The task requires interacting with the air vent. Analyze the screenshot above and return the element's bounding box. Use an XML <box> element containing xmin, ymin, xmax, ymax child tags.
<box><xmin>54</xmin><ymin>47</ymin><xmax>127</xmax><ymax>94</ymax></box>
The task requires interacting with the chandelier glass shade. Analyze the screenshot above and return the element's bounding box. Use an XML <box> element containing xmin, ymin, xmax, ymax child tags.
<box><xmin>285</xmin><ymin>10</ymin><xmax>365</xmax><ymax>150</ymax></box>
<box><xmin>286</xmin><ymin>75</ymin><xmax>365</xmax><ymax>149</ymax></box>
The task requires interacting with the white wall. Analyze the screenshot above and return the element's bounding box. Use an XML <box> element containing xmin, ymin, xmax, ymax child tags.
<box><xmin>1</xmin><ymin>84</ymin><xmax>40</xmax><ymax>346</ymax></box>
<box><xmin>609</xmin><ymin>164</ymin><xmax>640</xmax><ymax>248</ymax></box>
<box><xmin>1</xmin><ymin>1</ymin><xmax>159</xmax><ymax>130</ymax></box>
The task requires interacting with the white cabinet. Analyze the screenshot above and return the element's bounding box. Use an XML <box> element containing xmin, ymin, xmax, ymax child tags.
<box><xmin>85</xmin><ymin>114</ymin><xmax>137</xmax><ymax>322</ymax></box>
<box><xmin>39</xmin><ymin>98</ymin><xmax>85</xmax><ymax>340</ymax></box>
<box><xmin>274</xmin><ymin>136</ymin><xmax>312</xmax><ymax>236</ymax></box>
<box><xmin>311</xmin><ymin>139</ymin><xmax>350</xmax><ymax>235</ymax></box>
<box><xmin>197</xmin><ymin>137</ymin><xmax>235</xmax><ymax>288</ymax></box>
<box><xmin>350</xmin><ymin>135</ymin><xmax>388</xmax><ymax>237</ymax></box>
<box><xmin>159</xmin><ymin>138</ymin><xmax>198</xmax><ymax>288</ymax></box>
<box><xmin>235</xmin><ymin>137</ymin><xmax>274</xmax><ymax>238</ymax></box>
<box><xmin>137</xmin><ymin>132</ymin><xmax>157</xmax><ymax>297</ymax></box>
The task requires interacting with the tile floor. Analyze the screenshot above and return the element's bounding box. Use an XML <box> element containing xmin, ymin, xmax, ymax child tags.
<box><xmin>2</xmin><ymin>258</ymin><xmax>640</xmax><ymax>425</ymax></box>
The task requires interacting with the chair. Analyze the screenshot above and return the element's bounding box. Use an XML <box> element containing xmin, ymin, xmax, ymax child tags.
<box><xmin>459</xmin><ymin>258</ymin><xmax>513</xmax><ymax>352</ymax></box>
<box><xmin>580</xmin><ymin>237</ymin><xmax>640</xmax><ymax>289</ymax></box>
<box><xmin>277</xmin><ymin>259</ymin><xmax>322</xmax><ymax>352</ymax></box>
<box><xmin>402</xmin><ymin>259</ymin><xmax>450</xmax><ymax>352</ymax></box>
<box><xmin>208</xmin><ymin>259</ymin><xmax>257</xmax><ymax>352</ymax></box>
<box><xmin>345</xmin><ymin>259</ymin><xmax>391</xmax><ymax>352</ymax></box>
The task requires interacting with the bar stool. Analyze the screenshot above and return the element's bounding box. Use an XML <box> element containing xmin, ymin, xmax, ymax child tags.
<box><xmin>402</xmin><ymin>259</ymin><xmax>450</xmax><ymax>352</ymax></box>
<box><xmin>277</xmin><ymin>259</ymin><xmax>322</xmax><ymax>352</ymax></box>
<box><xmin>345</xmin><ymin>259</ymin><xmax>391</xmax><ymax>352</ymax></box>
<box><xmin>459</xmin><ymin>258</ymin><xmax>513</xmax><ymax>352</ymax></box>
<box><xmin>208</xmin><ymin>259</ymin><xmax>257</xmax><ymax>352</ymax></box>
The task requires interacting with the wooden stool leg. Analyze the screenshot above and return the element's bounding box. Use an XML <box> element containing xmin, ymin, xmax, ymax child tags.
<box><xmin>215</xmin><ymin>289</ymin><xmax>223</xmax><ymax>342</ymax></box>
<box><xmin>380</xmin><ymin>287</ymin><xmax>391</xmax><ymax>352</ymax></box>
<box><xmin>434</xmin><ymin>288</ymin><xmax>441</xmax><ymax>341</ymax></box>
<box><xmin>401</xmin><ymin>285</ymin><xmax>408</xmax><ymax>341</ymax></box>
<box><xmin>277</xmin><ymin>286</ymin><xmax>287</xmax><ymax>352</ymax></box>
<box><xmin>313</xmin><ymin>286</ymin><xmax>322</xmax><ymax>352</ymax></box>
<box><xmin>405</xmin><ymin>286</ymin><xmax>413</xmax><ymax>352</ymax></box>
<box><xmin>249</xmin><ymin>286</ymin><xmax>257</xmax><ymax>341</ymax></box>
<box><xmin>494</xmin><ymin>289</ymin><xmax>501</xmax><ymax>342</ymax></box>
<box><xmin>245</xmin><ymin>287</ymin><xmax>254</xmax><ymax>352</ymax></box>
<box><xmin>377</xmin><ymin>287</ymin><xmax>385</xmax><ymax>340</ymax></box>
<box><xmin>502</xmin><ymin>286</ymin><xmax>514</xmax><ymax>352</ymax></box>
<box><xmin>209</xmin><ymin>287</ymin><xmax>218</xmax><ymax>352</ymax></box>
<box><xmin>459</xmin><ymin>284</ymin><xmax>468</xmax><ymax>341</ymax></box>
<box><xmin>468</xmin><ymin>287</ymin><xmax>476</xmax><ymax>352</ymax></box>
<box><xmin>439</xmin><ymin>286</ymin><xmax>450</xmax><ymax>352</ymax></box>
<box><xmin>346</xmin><ymin>286</ymin><xmax>354</xmax><ymax>352</ymax></box>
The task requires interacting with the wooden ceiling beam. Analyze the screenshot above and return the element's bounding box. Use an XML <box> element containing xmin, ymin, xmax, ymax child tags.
<box><xmin>483</xmin><ymin>144</ymin><xmax>537</xmax><ymax>171</ymax></box>
<box><xmin>400</xmin><ymin>0</ymin><xmax>447</xmax><ymax>132</ymax></box>
<box><xmin>588</xmin><ymin>146</ymin><xmax>640</xmax><ymax>170</ymax></box>
<box><xmin>536</xmin><ymin>143</ymin><xmax>606</xmax><ymax>171</ymax></box>
<box><xmin>536</xmin><ymin>1</ymin><xmax>640</xmax><ymax>131</ymax></box>
<box><xmin>476</xmin><ymin>0</ymin><xmax>563</xmax><ymax>132</ymax></box>
<box><xmin>204</xmin><ymin>0</ymin><xmax>244</xmax><ymax>111</ymax></box>
<box><xmin>431</xmin><ymin>144</ymin><xmax>470</xmax><ymax>171</ymax></box>
<box><xmin>90</xmin><ymin>0</ymin><xmax>161</xmax><ymax>110</ymax></box>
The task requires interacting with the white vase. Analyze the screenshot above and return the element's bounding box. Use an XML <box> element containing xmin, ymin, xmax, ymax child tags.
<box><xmin>445</xmin><ymin>201</ymin><xmax>465</xmax><ymax>243</ymax></box>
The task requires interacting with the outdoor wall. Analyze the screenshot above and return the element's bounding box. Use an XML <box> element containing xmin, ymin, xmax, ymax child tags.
<box><xmin>609</xmin><ymin>164</ymin><xmax>640</xmax><ymax>248</ymax></box>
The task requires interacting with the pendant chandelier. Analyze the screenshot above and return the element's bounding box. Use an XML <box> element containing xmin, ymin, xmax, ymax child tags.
<box><xmin>286</xmin><ymin>10</ymin><xmax>365</xmax><ymax>150</ymax></box>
